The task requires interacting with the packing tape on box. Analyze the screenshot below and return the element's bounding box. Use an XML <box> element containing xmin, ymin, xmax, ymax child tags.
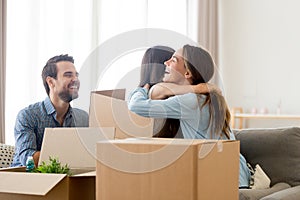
<box><xmin>217</xmin><ymin>140</ymin><xmax>223</xmax><ymax>152</ymax></box>
<box><xmin>198</xmin><ymin>140</ymin><xmax>223</xmax><ymax>159</ymax></box>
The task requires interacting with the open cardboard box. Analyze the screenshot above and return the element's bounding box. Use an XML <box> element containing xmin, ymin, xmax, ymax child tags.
<box><xmin>0</xmin><ymin>127</ymin><xmax>115</xmax><ymax>200</ymax></box>
<box><xmin>96</xmin><ymin>138</ymin><xmax>239</xmax><ymax>200</ymax></box>
<box><xmin>89</xmin><ymin>89</ymin><xmax>153</xmax><ymax>139</ymax></box>
<box><xmin>0</xmin><ymin>167</ymin><xmax>95</xmax><ymax>200</ymax></box>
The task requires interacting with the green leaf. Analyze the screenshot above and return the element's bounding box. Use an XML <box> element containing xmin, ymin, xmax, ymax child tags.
<box><xmin>33</xmin><ymin>156</ymin><xmax>72</xmax><ymax>175</ymax></box>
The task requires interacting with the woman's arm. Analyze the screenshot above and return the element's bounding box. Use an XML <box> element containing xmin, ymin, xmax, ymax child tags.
<box><xmin>128</xmin><ymin>87</ymin><xmax>199</xmax><ymax>119</ymax></box>
<box><xmin>149</xmin><ymin>82</ymin><xmax>222</xmax><ymax>100</ymax></box>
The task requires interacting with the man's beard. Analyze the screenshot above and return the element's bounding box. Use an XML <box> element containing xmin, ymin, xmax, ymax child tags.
<box><xmin>58</xmin><ymin>90</ymin><xmax>78</xmax><ymax>103</ymax></box>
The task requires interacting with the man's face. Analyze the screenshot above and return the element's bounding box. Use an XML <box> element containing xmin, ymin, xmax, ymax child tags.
<box><xmin>162</xmin><ymin>48</ymin><xmax>188</xmax><ymax>84</ymax></box>
<box><xmin>53</xmin><ymin>61</ymin><xmax>80</xmax><ymax>103</ymax></box>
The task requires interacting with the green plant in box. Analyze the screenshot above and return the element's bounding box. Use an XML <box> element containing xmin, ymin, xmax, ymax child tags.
<box><xmin>33</xmin><ymin>156</ymin><xmax>71</xmax><ymax>175</ymax></box>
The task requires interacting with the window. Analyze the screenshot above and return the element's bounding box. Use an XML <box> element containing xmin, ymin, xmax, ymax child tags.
<box><xmin>6</xmin><ymin>0</ymin><xmax>188</xmax><ymax>145</ymax></box>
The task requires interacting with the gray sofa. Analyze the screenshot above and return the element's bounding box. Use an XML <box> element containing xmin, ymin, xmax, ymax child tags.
<box><xmin>235</xmin><ymin>127</ymin><xmax>300</xmax><ymax>200</ymax></box>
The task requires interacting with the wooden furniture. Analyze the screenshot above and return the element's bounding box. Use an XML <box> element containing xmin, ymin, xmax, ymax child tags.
<box><xmin>231</xmin><ymin>107</ymin><xmax>300</xmax><ymax>129</ymax></box>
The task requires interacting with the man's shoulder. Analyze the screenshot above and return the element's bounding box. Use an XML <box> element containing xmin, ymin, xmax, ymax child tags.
<box><xmin>71</xmin><ymin>108</ymin><xmax>89</xmax><ymax>127</ymax></box>
<box><xmin>72</xmin><ymin>108</ymin><xmax>88</xmax><ymax>116</ymax></box>
<box><xmin>16</xmin><ymin>100</ymin><xmax>46</xmax><ymax>123</ymax></box>
<box><xmin>18</xmin><ymin>100</ymin><xmax>45</xmax><ymax>115</ymax></box>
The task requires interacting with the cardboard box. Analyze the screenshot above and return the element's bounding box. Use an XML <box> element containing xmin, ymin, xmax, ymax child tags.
<box><xmin>96</xmin><ymin>138</ymin><xmax>239</xmax><ymax>200</ymax></box>
<box><xmin>89</xmin><ymin>89</ymin><xmax>153</xmax><ymax>139</ymax></box>
<box><xmin>39</xmin><ymin>127</ymin><xmax>115</xmax><ymax>168</ymax></box>
<box><xmin>0</xmin><ymin>127</ymin><xmax>115</xmax><ymax>200</ymax></box>
<box><xmin>0</xmin><ymin>167</ymin><xmax>95</xmax><ymax>200</ymax></box>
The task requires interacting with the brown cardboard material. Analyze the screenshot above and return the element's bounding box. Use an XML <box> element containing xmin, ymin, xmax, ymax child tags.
<box><xmin>0</xmin><ymin>127</ymin><xmax>114</xmax><ymax>200</ymax></box>
<box><xmin>96</xmin><ymin>138</ymin><xmax>239</xmax><ymax>200</ymax></box>
<box><xmin>0</xmin><ymin>168</ymin><xmax>95</xmax><ymax>200</ymax></box>
<box><xmin>89</xmin><ymin>89</ymin><xmax>153</xmax><ymax>139</ymax></box>
<box><xmin>39</xmin><ymin>127</ymin><xmax>115</xmax><ymax>168</ymax></box>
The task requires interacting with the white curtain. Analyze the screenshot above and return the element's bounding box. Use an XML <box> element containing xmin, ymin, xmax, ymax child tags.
<box><xmin>6</xmin><ymin>0</ymin><xmax>96</xmax><ymax>145</ymax></box>
<box><xmin>187</xmin><ymin>0</ymin><xmax>219</xmax><ymax>85</ymax></box>
<box><xmin>198</xmin><ymin>0</ymin><xmax>220</xmax><ymax>85</ymax></box>
<box><xmin>5</xmin><ymin>0</ymin><xmax>216</xmax><ymax>144</ymax></box>
<box><xmin>0</xmin><ymin>0</ymin><xmax>6</xmax><ymax>143</ymax></box>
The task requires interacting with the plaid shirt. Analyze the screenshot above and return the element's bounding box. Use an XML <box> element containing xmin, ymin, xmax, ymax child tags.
<box><xmin>11</xmin><ymin>97</ymin><xmax>88</xmax><ymax>166</ymax></box>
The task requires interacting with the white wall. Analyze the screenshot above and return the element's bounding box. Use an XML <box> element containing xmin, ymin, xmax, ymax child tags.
<box><xmin>219</xmin><ymin>0</ymin><xmax>300</xmax><ymax>128</ymax></box>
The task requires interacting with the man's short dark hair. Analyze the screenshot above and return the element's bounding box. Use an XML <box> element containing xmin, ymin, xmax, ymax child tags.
<box><xmin>41</xmin><ymin>54</ymin><xmax>74</xmax><ymax>95</ymax></box>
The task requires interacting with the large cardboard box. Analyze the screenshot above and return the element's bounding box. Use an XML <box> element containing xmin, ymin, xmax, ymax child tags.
<box><xmin>0</xmin><ymin>127</ymin><xmax>115</xmax><ymax>200</ymax></box>
<box><xmin>89</xmin><ymin>89</ymin><xmax>153</xmax><ymax>139</ymax></box>
<box><xmin>96</xmin><ymin>138</ymin><xmax>239</xmax><ymax>200</ymax></box>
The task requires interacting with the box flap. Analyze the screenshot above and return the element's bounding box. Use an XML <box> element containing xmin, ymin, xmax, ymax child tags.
<box><xmin>89</xmin><ymin>91</ymin><xmax>153</xmax><ymax>138</ymax></box>
<box><xmin>91</xmin><ymin>89</ymin><xmax>125</xmax><ymax>100</ymax></box>
<box><xmin>96</xmin><ymin>138</ymin><xmax>204</xmax><ymax>173</ymax></box>
<box><xmin>0</xmin><ymin>172</ymin><xmax>66</xmax><ymax>195</ymax></box>
<box><xmin>101</xmin><ymin>138</ymin><xmax>207</xmax><ymax>145</ymax></box>
<box><xmin>71</xmin><ymin>170</ymin><xmax>96</xmax><ymax>177</ymax></box>
<box><xmin>39</xmin><ymin>127</ymin><xmax>115</xmax><ymax>168</ymax></box>
<box><xmin>98</xmin><ymin>138</ymin><xmax>237</xmax><ymax>146</ymax></box>
<box><xmin>0</xmin><ymin>166</ymin><xmax>26</xmax><ymax>172</ymax></box>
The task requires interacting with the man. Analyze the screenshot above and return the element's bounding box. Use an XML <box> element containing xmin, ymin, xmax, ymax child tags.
<box><xmin>11</xmin><ymin>54</ymin><xmax>88</xmax><ymax>167</ymax></box>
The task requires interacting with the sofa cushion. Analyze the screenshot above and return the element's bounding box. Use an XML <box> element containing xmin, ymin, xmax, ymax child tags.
<box><xmin>239</xmin><ymin>182</ymin><xmax>291</xmax><ymax>200</ymax></box>
<box><xmin>261</xmin><ymin>185</ymin><xmax>300</xmax><ymax>200</ymax></box>
<box><xmin>235</xmin><ymin>127</ymin><xmax>300</xmax><ymax>187</ymax></box>
<box><xmin>252</xmin><ymin>164</ymin><xmax>271</xmax><ymax>189</ymax></box>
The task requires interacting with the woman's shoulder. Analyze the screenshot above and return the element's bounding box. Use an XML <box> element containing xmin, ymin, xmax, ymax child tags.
<box><xmin>172</xmin><ymin>93</ymin><xmax>202</xmax><ymax>109</ymax></box>
<box><xmin>179</xmin><ymin>93</ymin><xmax>208</xmax><ymax>102</ymax></box>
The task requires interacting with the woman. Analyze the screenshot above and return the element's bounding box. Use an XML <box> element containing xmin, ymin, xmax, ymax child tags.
<box><xmin>138</xmin><ymin>45</ymin><xmax>182</xmax><ymax>138</ymax></box>
<box><xmin>139</xmin><ymin>45</ymin><xmax>218</xmax><ymax>138</ymax></box>
<box><xmin>129</xmin><ymin>44</ymin><xmax>250</xmax><ymax>188</ymax></box>
<box><xmin>139</xmin><ymin>45</ymin><xmax>175</xmax><ymax>88</ymax></box>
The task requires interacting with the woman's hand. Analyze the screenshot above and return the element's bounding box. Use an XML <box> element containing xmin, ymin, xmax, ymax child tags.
<box><xmin>193</xmin><ymin>83</ymin><xmax>222</xmax><ymax>96</ymax></box>
<box><xmin>143</xmin><ymin>83</ymin><xmax>150</xmax><ymax>90</ymax></box>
